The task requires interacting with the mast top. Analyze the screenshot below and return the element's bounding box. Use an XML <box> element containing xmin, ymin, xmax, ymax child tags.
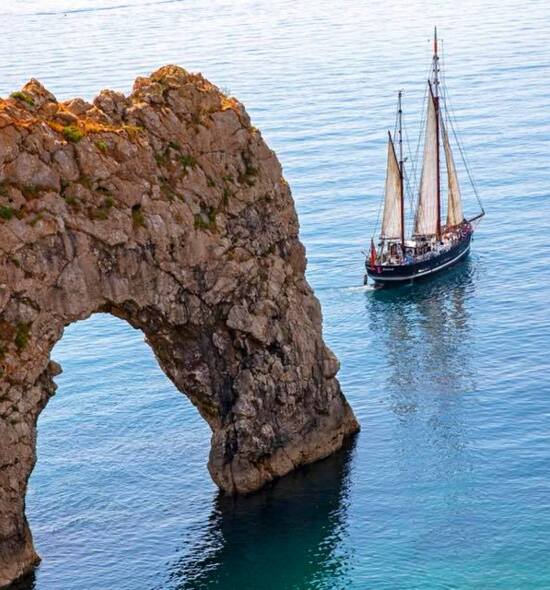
<box><xmin>397</xmin><ymin>90</ymin><xmax>403</xmax><ymax>167</ymax></box>
<box><xmin>432</xmin><ymin>26</ymin><xmax>440</xmax><ymax>98</ymax></box>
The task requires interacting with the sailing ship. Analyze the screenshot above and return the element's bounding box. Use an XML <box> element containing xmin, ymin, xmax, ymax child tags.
<box><xmin>365</xmin><ymin>29</ymin><xmax>484</xmax><ymax>286</ymax></box>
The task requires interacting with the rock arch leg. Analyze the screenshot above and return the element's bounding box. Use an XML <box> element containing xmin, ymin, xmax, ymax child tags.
<box><xmin>111</xmin><ymin>303</ymin><xmax>359</xmax><ymax>495</ymax></box>
<box><xmin>0</xmin><ymin>362</ymin><xmax>58</xmax><ymax>587</ymax></box>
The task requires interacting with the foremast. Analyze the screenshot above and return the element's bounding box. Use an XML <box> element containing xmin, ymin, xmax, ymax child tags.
<box><xmin>397</xmin><ymin>90</ymin><xmax>405</xmax><ymax>249</ymax></box>
<box><xmin>379</xmin><ymin>94</ymin><xmax>406</xmax><ymax>251</ymax></box>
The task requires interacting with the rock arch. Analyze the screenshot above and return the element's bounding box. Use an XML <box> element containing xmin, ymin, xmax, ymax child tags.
<box><xmin>0</xmin><ymin>66</ymin><xmax>358</xmax><ymax>586</ymax></box>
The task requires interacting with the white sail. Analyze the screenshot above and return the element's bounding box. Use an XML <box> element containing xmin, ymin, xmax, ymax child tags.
<box><xmin>442</xmin><ymin>121</ymin><xmax>464</xmax><ymax>227</ymax></box>
<box><xmin>414</xmin><ymin>89</ymin><xmax>439</xmax><ymax>236</ymax></box>
<box><xmin>380</xmin><ymin>134</ymin><xmax>402</xmax><ymax>240</ymax></box>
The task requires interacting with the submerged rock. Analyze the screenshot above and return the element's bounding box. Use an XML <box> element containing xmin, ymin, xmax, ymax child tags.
<box><xmin>0</xmin><ymin>65</ymin><xmax>359</xmax><ymax>587</ymax></box>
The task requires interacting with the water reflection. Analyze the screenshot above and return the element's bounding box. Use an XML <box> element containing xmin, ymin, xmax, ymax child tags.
<box><xmin>366</xmin><ymin>260</ymin><xmax>479</xmax><ymax>540</ymax></box>
<box><xmin>367</xmin><ymin>259</ymin><xmax>477</xmax><ymax>400</ymax></box>
<box><xmin>165</xmin><ymin>439</ymin><xmax>356</xmax><ymax>590</ymax></box>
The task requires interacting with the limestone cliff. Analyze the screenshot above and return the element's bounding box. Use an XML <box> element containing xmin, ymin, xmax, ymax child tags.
<box><xmin>0</xmin><ymin>66</ymin><xmax>359</xmax><ymax>587</ymax></box>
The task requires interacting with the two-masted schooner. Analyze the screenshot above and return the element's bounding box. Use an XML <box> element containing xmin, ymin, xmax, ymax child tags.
<box><xmin>365</xmin><ymin>29</ymin><xmax>484</xmax><ymax>286</ymax></box>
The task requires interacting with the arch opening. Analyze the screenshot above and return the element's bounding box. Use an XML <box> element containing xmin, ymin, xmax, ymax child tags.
<box><xmin>26</xmin><ymin>313</ymin><xmax>211</xmax><ymax>589</ymax></box>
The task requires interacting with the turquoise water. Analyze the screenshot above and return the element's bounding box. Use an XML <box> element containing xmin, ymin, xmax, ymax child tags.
<box><xmin>3</xmin><ymin>0</ymin><xmax>550</xmax><ymax>588</ymax></box>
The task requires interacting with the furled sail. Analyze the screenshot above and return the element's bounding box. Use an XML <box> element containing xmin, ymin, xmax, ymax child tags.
<box><xmin>414</xmin><ymin>88</ymin><xmax>439</xmax><ymax>236</ymax></box>
<box><xmin>442</xmin><ymin>120</ymin><xmax>464</xmax><ymax>227</ymax></box>
<box><xmin>380</xmin><ymin>133</ymin><xmax>402</xmax><ymax>240</ymax></box>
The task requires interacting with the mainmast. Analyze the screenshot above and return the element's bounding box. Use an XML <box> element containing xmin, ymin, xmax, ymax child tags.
<box><xmin>432</xmin><ymin>26</ymin><xmax>441</xmax><ymax>240</ymax></box>
<box><xmin>398</xmin><ymin>90</ymin><xmax>405</xmax><ymax>248</ymax></box>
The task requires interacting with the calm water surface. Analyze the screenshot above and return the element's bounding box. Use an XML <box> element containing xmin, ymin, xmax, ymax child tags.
<box><xmin>2</xmin><ymin>0</ymin><xmax>550</xmax><ymax>588</ymax></box>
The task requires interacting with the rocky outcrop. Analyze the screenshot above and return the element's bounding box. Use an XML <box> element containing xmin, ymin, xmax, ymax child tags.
<box><xmin>0</xmin><ymin>66</ymin><xmax>359</xmax><ymax>587</ymax></box>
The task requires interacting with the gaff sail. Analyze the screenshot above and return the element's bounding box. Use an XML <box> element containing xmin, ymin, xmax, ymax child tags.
<box><xmin>442</xmin><ymin>119</ymin><xmax>464</xmax><ymax>227</ymax></box>
<box><xmin>414</xmin><ymin>86</ymin><xmax>439</xmax><ymax>236</ymax></box>
<box><xmin>380</xmin><ymin>133</ymin><xmax>403</xmax><ymax>240</ymax></box>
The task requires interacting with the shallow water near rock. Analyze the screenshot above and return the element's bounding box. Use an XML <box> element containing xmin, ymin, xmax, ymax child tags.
<box><xmin>2</xmin><ymin>0</ymin><xmax>550</xmax><ymax>588</ymax></box>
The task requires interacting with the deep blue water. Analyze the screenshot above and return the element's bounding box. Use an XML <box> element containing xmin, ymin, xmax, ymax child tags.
<box><xmin>2</xmin><ymin>0</ymin><xmax>550</xmax><ymax>588</ymax></box>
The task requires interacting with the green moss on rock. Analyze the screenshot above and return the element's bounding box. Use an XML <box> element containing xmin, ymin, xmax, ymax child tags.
<box><xmin>194</xmin><ymin>207</ymin><xmax>217</xmax><ymax>231</ymax></box>
<box><xmin>63</xmin><ymin>125</ymin><xmax>84</xmax><ymax>143</ymax></box>
<box><xmin>0</xmin><ymin>206</ymin><xmax>14</xmax><ymax>221</ymax></box>
<box><xmin>10</xmin><ymin>91</ymin><xmax>35</xmax><ymax>107</ymax></box>
<box><xmin>14</xmin><ymin>323</ymin><xmax>31</xmax><ymax>350</ymax></box>
<box><xmin>131</xmin><ymin>204</ymin><xmax>146</xmax><ymax>227</ymax></box>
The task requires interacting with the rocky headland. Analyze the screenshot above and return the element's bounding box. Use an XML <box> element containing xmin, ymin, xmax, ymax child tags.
<box><xmin>0</xmin><ymin>66</ymin><xmax>359</xmax><ymax>587</ymax></box>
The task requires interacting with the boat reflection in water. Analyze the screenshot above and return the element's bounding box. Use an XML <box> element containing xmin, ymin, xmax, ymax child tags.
<box><xmin>367</xmin><ymin>257</ymin><xmax>476</xmax><ymax>399</ymax></box>
<box><xmin>167</xmin><ymin>438</ymin><xmax>356</xmax><ymax>590</ymax></box>
<box><xmin>365</xmin><ymin>259</ymin><xmax>479</xmax><ymax>535</ymax></box>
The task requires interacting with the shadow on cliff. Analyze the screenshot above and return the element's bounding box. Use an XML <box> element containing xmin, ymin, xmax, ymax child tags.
<box><xmin>164</xmin><ymin>438</ymin><xmax>356</xmax><ymax>590</ymax></box>
<box><xmin>2</xmin><ymin>573</ymin><xmax>36</xmax><ymax>590</ymax></box>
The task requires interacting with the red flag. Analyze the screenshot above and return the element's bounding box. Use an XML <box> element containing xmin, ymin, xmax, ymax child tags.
<box><xmin>369</xmin><ymin>239</ymin><xmax>377</xmax><ymax>267</ymax></box>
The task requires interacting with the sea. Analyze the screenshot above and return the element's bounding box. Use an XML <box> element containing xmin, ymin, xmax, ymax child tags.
<box><xmin>2</xmin><ymin>0</ymin><xmax>550</xmax><ymax>588</ymax></box>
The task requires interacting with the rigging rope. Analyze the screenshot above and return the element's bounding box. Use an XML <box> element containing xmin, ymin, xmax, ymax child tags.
<box><xmin>371</xmin><ymin>166</ymin><xmax>384</xmax><ymax>241</ymax></box>
<box><xmin>439</xmin><ymin>42</ymin><xmax>485</xmax><ymax>217</ymax></box>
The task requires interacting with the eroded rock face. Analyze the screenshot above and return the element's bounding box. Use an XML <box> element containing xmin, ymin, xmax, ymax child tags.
<box><xmin>0</xmin><ymin>66</ymin><xmax>359</xmax><ymax>587</ymax></box>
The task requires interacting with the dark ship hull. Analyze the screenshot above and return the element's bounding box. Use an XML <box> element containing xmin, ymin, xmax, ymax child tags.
<box><xmin>365</xmin><ymin>233</ymin><xmax>472</xmax><ymax>286</ymax></box>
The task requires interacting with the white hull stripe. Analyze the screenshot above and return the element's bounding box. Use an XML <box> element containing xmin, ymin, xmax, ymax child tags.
<box><xmin>370</xmin><ymin>245</ymin><xmax>470</xmax><ymax>282</ymax></box>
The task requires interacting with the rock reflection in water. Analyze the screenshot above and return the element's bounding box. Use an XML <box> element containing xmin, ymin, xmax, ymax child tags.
<box><xmin>165</xmin><ymin>439</ymin><xmax>356</xmax><ymax>590</ymax></box>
